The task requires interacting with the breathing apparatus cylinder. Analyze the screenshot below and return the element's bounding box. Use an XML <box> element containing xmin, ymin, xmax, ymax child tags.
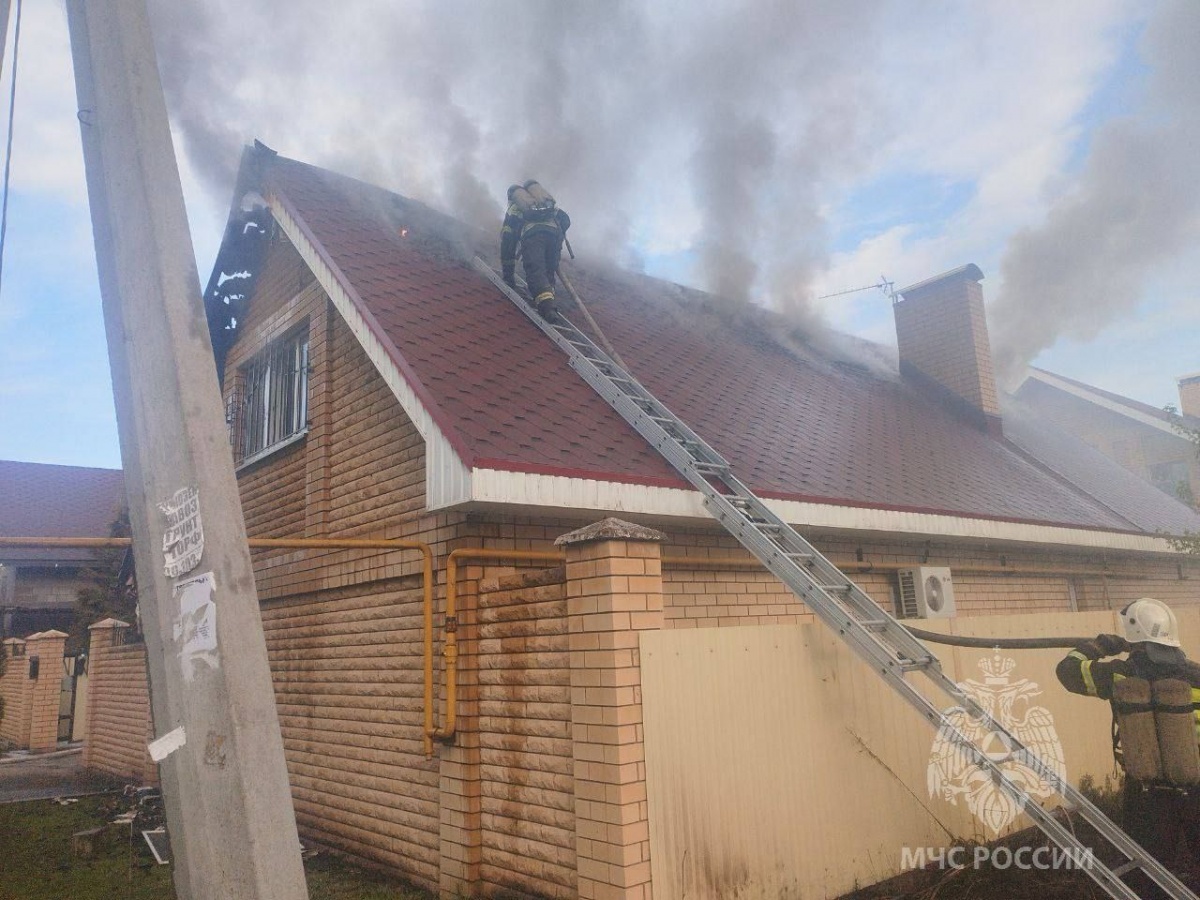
<box><xmin>1114</xmin><ymin>677</ymin><xmax>1164</xmax><ymax>783</ymax></box>
<box><xmin>1153</xmin><ymin>679</ymin><xmax>1200</xmax><ymax>787</ymax></box>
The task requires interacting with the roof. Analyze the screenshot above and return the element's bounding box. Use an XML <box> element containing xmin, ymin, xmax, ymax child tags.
<box><xmin>1001</xmin><ymin>398</ymin><xmax>1200</xmax><ymax>535</ymax></box>
<box><xmin>1021</xmin><ymin>367</ymin><xmax>1200</xmax><ymax>433</ymax></box>
<box><xmin>210</xmin><ymin>151</ymin><xmax>1200</xmax><ymax>539</ymax></box>
<box><xmin>0</xmin><ymin>461</ymin><xmax>125</xmax><ymax>564</ymax></box>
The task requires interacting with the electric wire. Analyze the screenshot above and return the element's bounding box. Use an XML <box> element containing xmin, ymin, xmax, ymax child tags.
<box><xmin>0</xmin><ymin>0</ymin><xmax>23</xmax><ymax>297</ymax></box>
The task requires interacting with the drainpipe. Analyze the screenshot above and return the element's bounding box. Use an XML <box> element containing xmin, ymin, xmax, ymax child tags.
<box><xmin>429</xmin><ymin>548</ymin><xmax>565</xmax><ymax>749</ymax></box>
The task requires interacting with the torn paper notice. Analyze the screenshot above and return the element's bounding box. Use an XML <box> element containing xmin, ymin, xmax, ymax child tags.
<box><xmin>159</xmin><ymin>486</ymin><xmax>203</xmax><ymax>578</ymax></box>
<box><xmin>148</xmin><ymin>726</ymin><xmax>187</xmax><ymax>762</ymax></box>
<box><xmin>172</xmin><ymin>572</ymin><xmax>219</xmax><ymax>681</ymax></box>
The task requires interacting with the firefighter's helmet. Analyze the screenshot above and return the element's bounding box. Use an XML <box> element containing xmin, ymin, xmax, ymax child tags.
<box><xmin>1121</xmin><ymin>598</ymin><xmax>1181</xmax><ymax>648</ymax></box>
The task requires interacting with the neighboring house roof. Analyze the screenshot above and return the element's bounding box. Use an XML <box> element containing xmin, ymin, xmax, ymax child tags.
<box><xmin>207</xmin><ymin>151</ymin><xmax>1200</xmax><ymax>543</ymax></box>
<box><xmin>1002</xmin><ymin>398</ymin><xmax>1200</xmax><ymax>536</ymax></box>
<box><xmin>1019</xmin><ymin>367</ymin><xmax>1200</xmax><ymax>437</ymax></box>
<box><xmin>0</xmin><ymin>460</ymin><xmax>125</xmax><ymax>564</ymax></box>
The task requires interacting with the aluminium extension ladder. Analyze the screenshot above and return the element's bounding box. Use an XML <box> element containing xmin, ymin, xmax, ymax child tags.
<box><xmin>474</xmin><ymin>256</ymin><xmax>1197</xmax><ymax>900</ymax></box>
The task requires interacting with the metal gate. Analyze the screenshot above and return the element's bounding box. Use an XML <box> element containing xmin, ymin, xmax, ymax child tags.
<box><xmin>57</xmin><ymin>654</ymin><xmax>85</xmax><ymax>743</ymax></box>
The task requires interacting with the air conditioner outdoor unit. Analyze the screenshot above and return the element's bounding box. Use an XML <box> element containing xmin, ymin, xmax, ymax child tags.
<box><xmin>897</xmin><ymin>566</ymin><xmax>956</xmax><ymax>619</ymax></box>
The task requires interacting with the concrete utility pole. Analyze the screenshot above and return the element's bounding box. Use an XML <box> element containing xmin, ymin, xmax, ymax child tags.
<box><xmin>0</xmin><ymin>0</ymin><xmax>11</xmax><ymax>76</ymax></box>
<box><xmin>65</xmin><ymin>2</ymin><xmax>307</xmax><ymax>898</ymax></box>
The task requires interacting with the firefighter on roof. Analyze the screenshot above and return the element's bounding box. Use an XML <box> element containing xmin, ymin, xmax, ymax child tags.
<box><xmin>501</xmin><ymin>180</ymin><xmax>571</xmax><ymax>319</ymax></box>
<box><xmin>1056</xmin><ymin>598</ymin><xmax>1200</xmax><ymax>898</ymax></box>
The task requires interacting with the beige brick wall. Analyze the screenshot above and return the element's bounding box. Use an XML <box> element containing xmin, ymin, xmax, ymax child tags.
<box><xmin>1179</xmin><ymin>376</ymin><xmax>1200</xmax><ymax>419</ymax></box>
<box><xmin>82</xmin><ymin>621</ymin><xmax>155</xmax><ymax>782</ymax></box>
<box><xmin>894</xmin><ymin>271</ymin><xmax>1000</xmax><ymax>417</ymax></box>
<box><xmin>660</xmin><ymin>526</ymin><xmax>1200</xmax><ymax>627</ymax></box>
<box><xmin>0</xmin><ymin>632</ymin><xmax>67</xmax><ymax>751</ymax></box>
<box><xmin>260</xmin><ymin>570</ymin><xmax>440</xmax><ymax>889</ymax></box>
<box><xmin>476</xmin><ymin>566</ymin><xmax>576</xmax><ymax>898</ymax></box>
<box><xmin>24</xmin><ymin>631</ymin><xmax>67</xmax><ymax>751</ymax></box>
<box><xmin>0</xmin><ymin>638</ymin><xmax>31</xmax><ymax>747</ymax></box>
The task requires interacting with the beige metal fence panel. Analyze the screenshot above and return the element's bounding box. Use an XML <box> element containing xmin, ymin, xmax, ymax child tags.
<box><xmin>641</xmin><ymin>609</ymin><xmax>1173</xmax><ymax>899</ymax></box>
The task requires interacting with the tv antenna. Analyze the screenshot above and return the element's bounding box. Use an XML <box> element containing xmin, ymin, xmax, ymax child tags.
<box><xmin>816</xmin><ymin>276</ymin><xmax>895</xmax><ymax>302</ymax></box>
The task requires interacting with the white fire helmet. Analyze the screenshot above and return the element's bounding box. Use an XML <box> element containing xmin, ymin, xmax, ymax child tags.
<box><xmin>1121</xmin><ymin>598</ymin><xmax>1181</xmax><ymax>648</ymax></box>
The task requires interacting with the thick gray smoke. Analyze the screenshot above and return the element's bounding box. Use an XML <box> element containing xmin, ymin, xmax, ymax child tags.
<box><xmin>145</xmin><ymin>0</ymin><xmax>883</xmax><ymax>316</ymax></box>
<box><xmin>990</xmin><ymin>0</ymin><xmax>1200</xmax><ymax>387</ymax></box>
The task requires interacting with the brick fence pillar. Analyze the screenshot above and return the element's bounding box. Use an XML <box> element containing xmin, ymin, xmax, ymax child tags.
<box><xmin>24</xmin><ymin>629</ymin><xmax>68</xmax><ymax>751</ymax></box>
<box><xmin>82</xmin><ymin>618</ymin><xmax>130</xmax><ymax>771</ymax></box>
<box><xmin>557</xmin><ymin>518</ymin><xmax>665</xmax><ymax>900</ymax></box>
<box><xmin>0</xmin><ymin>637</ymin><xmax>30</xmax><ymax>747</ymax></box>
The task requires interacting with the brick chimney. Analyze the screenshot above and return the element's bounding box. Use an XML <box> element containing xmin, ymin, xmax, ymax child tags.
<box><xmin>893</xmin><ymin>264</ymin><xmax>1002</xmax><ymax>436</ymax></box>
<box><xmin>1178</xmin><ymin>373</ymin><xmax>1200</xmax><ymax>418</ymax></box>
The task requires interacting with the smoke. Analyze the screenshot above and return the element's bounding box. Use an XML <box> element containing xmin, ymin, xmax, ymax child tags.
<box><xmin>144</xmin><ymin>0</ymin><xmax>884</xmax><ymax>319</ymax></box>
<box><xmin>990</xmin><ymin>0</ymin><xmax>1200</xmax><ymax>387</ymax></box>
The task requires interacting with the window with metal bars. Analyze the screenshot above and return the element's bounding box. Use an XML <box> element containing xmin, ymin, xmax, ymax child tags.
<box><xmin>234</xmin><ymin>327</ymin><xmax>309</xmax><ymax>466</ymax></box>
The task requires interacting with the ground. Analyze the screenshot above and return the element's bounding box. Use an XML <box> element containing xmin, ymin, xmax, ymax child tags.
<box><xmin>0</xmin><ymin>753</ymin><xmax>433</xmax><ymax>900</ymax></box>
<box><xmin>838</xmin><ymin>782</ymin><xmax>1199</xmax><ymax>900</ymax></box>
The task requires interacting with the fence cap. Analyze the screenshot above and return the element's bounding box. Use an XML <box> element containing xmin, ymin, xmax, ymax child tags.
<box><xmin>26</xmin><ymin>629</ymin><xmax>68</xmax><ymax>640</ymax></box>
<box><xmin>89</xmin><ymin>617</ymin><xmax>131</xmax><ymax>630</ymax></box>
<box><xmin>2</xmin><ymin>637</ymin><xmax>25</xmax><ymax>646</ymax></box>
<box><xmin>555</xmin><ymin>517</ymin><xmax>667</xmax><ymax>546</ymax></box>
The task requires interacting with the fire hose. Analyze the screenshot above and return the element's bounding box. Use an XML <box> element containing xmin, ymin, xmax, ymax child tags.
<box><xmin>903</xmin><ymin>625</ymin><xmax>1091</xmax><ymax>650</ymax></box>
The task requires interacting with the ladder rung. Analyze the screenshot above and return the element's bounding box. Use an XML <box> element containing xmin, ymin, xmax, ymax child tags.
<box><xmin>818</xmin><ymin>584</ymin><xmax>852</xmax><ymax>592</ymax></box>
<box><xmin>1109</xmin><ymin>861</ymin><xmax>1139</xmax><ymax>878</ymax></box>
<box><xmin>783</xmin><ymin>551</ymin><xmax>813</xmax><ymax>560</ymax></box>
<box><xmin>898</xmin><ymin>658</ymin><xmax>936</xmax><ymax>672</ymax></box>
<box><xmin>862</xmin><ymin>621</ymin><xmax>889</xmax><ymax>632</ymax></box>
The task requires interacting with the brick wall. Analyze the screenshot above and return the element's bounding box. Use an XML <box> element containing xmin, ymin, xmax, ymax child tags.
<box><xmin>0</xmin><ymin>631</ymin><xmax>67</xmax><ymax>751</ymax></box>
<box><xmin>894</xmin><ymin>266</ymin><xmax>1001</xmax><ymax>425</ymax></box>
<box><xmin>476</xmin><ymin>566</ymin><xmax>576</xmax><ymax>898</ymax></box>
<box><xmin>1180</xmin><ymin>375</ymin><xmax>1200</xmax><ymax>419</ymax></box>
<box><xmin>659</xmin><ymin>525</ymin><xmax>1200</xmax><ymax>628</ymax></box>
<box><xmin>82</xmin><ymin>620</ymin><xmax>155</xmax><ymax>783</ymax></box>
<box><xmin>260</xmin><ymin>567</ymin><xmax>440</xmax><ymax>889</ymax></box>
<box><xmin>0</xmin><ymin>638</ymin><xmax>30</xmax><ymax>746</ymax></box>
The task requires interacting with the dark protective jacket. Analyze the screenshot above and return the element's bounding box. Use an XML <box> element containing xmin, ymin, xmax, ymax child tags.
<box><xmin>1055</xmin><ymin>644</ymin><xmax>1200</xmax><ymax>762</ymax></box>
<box><xmin>500</xmin><ymin>204</ymin><xmax>571</xmax><ymax>280</ymax></box>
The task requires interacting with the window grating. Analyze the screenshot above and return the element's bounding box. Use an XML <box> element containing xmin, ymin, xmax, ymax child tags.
<box><xmin>234</xmin><ymin>329</ymin><xmax>309</xmax><ymax>465</ymax></box>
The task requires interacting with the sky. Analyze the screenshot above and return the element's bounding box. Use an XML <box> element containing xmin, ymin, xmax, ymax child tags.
<box><xmin>0</xmin><ymin>0</ymin><xmax>1196</xmax><ymax>470</ymax></box>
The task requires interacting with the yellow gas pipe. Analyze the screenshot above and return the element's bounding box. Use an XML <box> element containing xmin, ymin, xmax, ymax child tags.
<box><xmin>428</xmin><ymin>548</ymin><xmax>565</xmax><ymax>751</ymax></box>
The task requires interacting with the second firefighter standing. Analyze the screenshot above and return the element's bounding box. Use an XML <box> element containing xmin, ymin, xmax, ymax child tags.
<box><xmin>501</xmin><ymin>181</ymin><xmax>571</xmax><ymax>319</ymax></box>
<box><xmin>1056</xmin><ymin>598</ymin><xmax>1200</xmax><ymax>899</ymax></box>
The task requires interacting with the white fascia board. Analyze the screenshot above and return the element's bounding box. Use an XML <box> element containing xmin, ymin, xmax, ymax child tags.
<box><xmin>470</xmin><ymin>467</ymin><xmax>1181</xmax><ymax>554</ymax></box>
<box><xmin>1029</xmin><ymin>370</ymin><xmax>1181</xmax><ymax>437</ymax></box>
<box><xmin>268</xmin><ymin>197</ymin><xmax>471</xmax><ymax>509</ymax></box>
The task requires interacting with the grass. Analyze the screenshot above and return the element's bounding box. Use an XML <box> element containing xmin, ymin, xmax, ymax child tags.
<box><xmin>0</xmin><ymin>795</ymin><xmax>433</xmax><ymax>900</ymax></box>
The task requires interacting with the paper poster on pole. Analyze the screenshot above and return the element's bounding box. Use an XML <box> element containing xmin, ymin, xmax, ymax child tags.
<box><xmin>159</xmin><ymin>486</ymin><xmax>203</xmax><ymax>578</ymax></box>
<box><xmin>172</xmin><ymin>571</ymin><xmax>219</xmax><ymax>681</ymax></box>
